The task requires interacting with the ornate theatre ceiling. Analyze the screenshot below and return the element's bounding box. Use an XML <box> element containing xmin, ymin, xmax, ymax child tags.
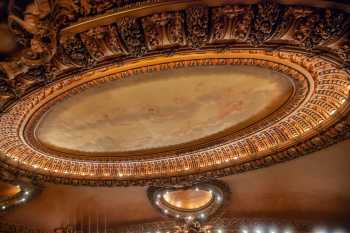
<box><xmin>0</xmin><ymin>0</ymin><xmax>349</xmax><ymax>187</ymax></box>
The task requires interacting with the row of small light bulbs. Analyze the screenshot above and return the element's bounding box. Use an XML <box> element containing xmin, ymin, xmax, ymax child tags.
<box><xmin>16</xmin><ymin>154</ymin><xmax>242</xmax><ymax>177</ymax></box>
<box><xmin>211</xmin><ymin>226</ymin><xmax>348</xmax><ymax>233</ymax></box>
<box><xmin>146</xmin><ymin>226</ymin><xmax>347</xmax><ymax>233</ymax></box>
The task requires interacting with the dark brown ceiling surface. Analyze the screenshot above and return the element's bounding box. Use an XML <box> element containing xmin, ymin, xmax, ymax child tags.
<box><xmin>2</xmin><ymin>139</ymin><xmax>350</xmax><ymax>230</ymax></box>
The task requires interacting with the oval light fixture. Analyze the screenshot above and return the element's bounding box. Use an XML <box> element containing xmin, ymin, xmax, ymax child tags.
<box><xmin>148</xmin><ymin>181</ymin><xmax>229</xmax><ymax>221</ymax></box>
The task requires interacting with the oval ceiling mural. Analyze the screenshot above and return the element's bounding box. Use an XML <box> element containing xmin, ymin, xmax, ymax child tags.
<box><xmin>35</xmin><ymin>65</ymin><xmax>292</xmax><ymax>154</ymax></box>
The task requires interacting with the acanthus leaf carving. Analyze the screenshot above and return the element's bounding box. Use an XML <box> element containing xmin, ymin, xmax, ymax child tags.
<box><xmin>249</xmin><ymin>0</ymin><xmax>281</xmax><ymax>46</ymax></box>
<box><xmin>60</xmin><ymin>34</ymin><xmax>94</xmax><ymax>67</ymax></box>
<box><xmin>0</xmin><ymin>70</ymin><xmax>16</xmax><ymax>111</ymax></box>
<box><xmin>80</xmin><ymin>27</ymin><xmax>107</xmax><ymax>60</ymax></box>
<box><xmin>142</xmin><ymin>12</ymin><xmax>185</xmax><ymax>50</ymax></box>
<box><xmin>80</xmin><ymin>25</ymin><xmax>128</xmax><ymax>60</ymax></box>
<box><xmin>104</xmin><ymin>24</ymin><xmax>128</xmax><ymax>56</ymax></box>
<box><xmin>310</xmin><ymin>9</ymin><xmax>348</xmax><ymax>47</ymax></box>
<box><xmin>210</xmin><ymin>5</ymin><xmax>253</xmax><ymax>43</ymax></box>
<box><xmin>186</xmin><ymin>6</ymin><xmax>209</xmax><ymax>48</ymax></box>
<box><xmin>52</xmin><ymin>0</ymin><xmax>80</xmax><ymax>29</ymax></box>
<box><xmin>117</xmin><ymin>16</ymin><xmax>147</xmax><ymax>57</ymax></box>
<box><xmin>290</xmin><ymin>7</ymin><xmax>321</xmax><ymax>48</ymax></box>
<box><xmin>0</xmin><ymin>0</ymin><xmax>57</xmax><ymax>80</ymax></box>
<box><xmin>8</xmin><ymin>0</ymin><xmax>57</xmax><ymax>65</ymax></box>
<box><xmin>14</xmin><ymin>66</ymin><xmax>48</xmax><ymax>95</ymax></box>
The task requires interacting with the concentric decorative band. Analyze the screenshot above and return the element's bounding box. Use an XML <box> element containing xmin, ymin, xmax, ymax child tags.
<box><xmin>24</xmin><ymin>52</ymin><xmax>307</xmax><ymax>160</ymax></box>
<box><xmin>0</xmin><ymin>49</ymin><xmax>349</xmax><ymax>186</ymax></box>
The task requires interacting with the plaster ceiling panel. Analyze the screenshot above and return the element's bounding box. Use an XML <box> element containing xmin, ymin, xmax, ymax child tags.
<box><xmin>36</xmin><ymin>65</ymin><xmax>292</xmax><ymax>154</ymax></box>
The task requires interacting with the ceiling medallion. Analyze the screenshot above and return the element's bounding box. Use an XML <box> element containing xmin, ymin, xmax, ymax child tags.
<box><xmin>148</xmin><ymin>181</ymin><xmax>229</xmax><ymax>221</ymax></box>
<box><xmin>0</xmin><ymin>0</ymin><xmax>350</xmax><ymax>186</ymax></box>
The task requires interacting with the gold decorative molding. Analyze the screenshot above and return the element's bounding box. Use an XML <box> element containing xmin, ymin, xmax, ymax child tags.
<box><xmin>0</xmin><ymin>49</ymin><xmax>349</xmax><ymax>186</ymax></box>
<box><xmin>0</xmin><ymin>0</ymin><xmax>349</xmax><ymax>186</ymax></box>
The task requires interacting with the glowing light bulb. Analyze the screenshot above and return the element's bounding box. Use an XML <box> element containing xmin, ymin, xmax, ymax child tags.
<box><xmin>255</xmin><ymin>227</ymin><xmax>263</xmax><ymax>233</ymax></box>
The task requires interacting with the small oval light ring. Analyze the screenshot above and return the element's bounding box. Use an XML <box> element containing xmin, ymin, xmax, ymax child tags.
<box><xmin>148</xmin><ymin>181</ymin><xmax>229</xmax><ymax>221</ymax></box>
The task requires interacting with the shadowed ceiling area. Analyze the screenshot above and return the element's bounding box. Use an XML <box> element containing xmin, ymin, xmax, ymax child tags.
<box><xmin>2</xmin><ymin>139</ymin><xmax>350</xmax><ymax>230</ymax></box>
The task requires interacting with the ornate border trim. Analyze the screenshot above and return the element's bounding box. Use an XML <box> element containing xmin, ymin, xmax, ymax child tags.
<box><xmin>24</xmin><ymin>53</ymin><xmax>305</xmax><ymax>160</ymax></box>
<box><xmin>0</xmin><ymin>49</ymin><xmax>349</xmax><ymax>186</ymax></box>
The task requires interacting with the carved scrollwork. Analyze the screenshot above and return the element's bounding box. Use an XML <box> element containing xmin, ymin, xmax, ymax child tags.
<box><xmin>289</xmin><ymin>7</ymin><xmax>348</xmax><ymax>48</ymax></box>
<box><xmin>60</xmin><ymin>35</ymin><xmax>93</xmax><ymax>66</ymax></box>
<box><xmin>0</xmin><ymin>0</ymin><xmax>56</xmax><ymax>83</ymax></box>
<box><xmin>0</xmin><ymin>71</ymin><xmax>16</xmax><ymax>111</ymax></box>
<box><xmin>104</xmin><ymin>24</ymin><xmax>128</xmax><ymax>56</ymax></box>
<box><xmin>311</xmin><ymin>9</ymin><xmax>348</xmax><ymax>46</ymax></box>
<box><xmin>52</xmin><ymin>0</ymin><xmax>80</xmax><ymax>29</ymax></box>
<box><xmin>8</xmin><ymin>0</ymin><xmax>57</xmax><ymax>65</ymax></box>
<box><xmin>291</xmin><ymin>7</ymin><xmax>321</xmax><ymax>48</ymax></box>
<box><xmin>80</xmin><ymin>27</ymin><xmax>108</xmax><ymax>60</ymax></box>
<box><xmin>185</xmin><ymin>6</ymin><xmax>209</xmax><ymax>48</ymax></box>
<box><xmin>117</xmin><ymin>16</ymin><xmax>146</xmax><ymax>56</ymax></box>
<box><xmin>80</xmin><ymin>25</ymin><xmax>128</xmax><ymax>60</ymax></box>
<box><xmin>14</xmin><ymin>66</ymin><xmax>47</xmax><ymax>95</ymax></box>
<box><xmin>249</xmin><ymin>0</ymin><xmax>281</xmax><ymax>46</ymax></box>
<box><xmin>142</xmin><ymin>12</ymin><xmax>185</xmax><ymax>50</ymax></box>
<box><xmin>210</xmin><ymin>5</ymin><xmax>253</xmax><ymax>43</ymax></box>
